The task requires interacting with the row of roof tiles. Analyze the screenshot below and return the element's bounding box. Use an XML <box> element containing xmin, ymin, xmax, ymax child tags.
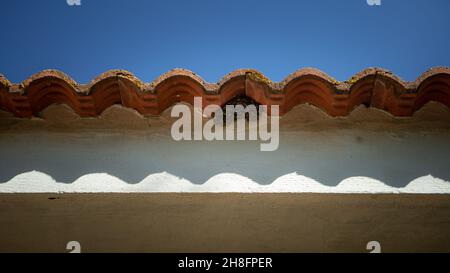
<box><xmin>0</xmin><ymin>67</ymin><xmax>449</xmax><ymax>117</ymax></box>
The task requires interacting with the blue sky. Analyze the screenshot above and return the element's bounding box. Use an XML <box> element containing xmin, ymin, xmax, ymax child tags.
<box><xmin>0</xmin><ymin>0</ymin><xmax>449</xmax><ymax>83</ymax></box>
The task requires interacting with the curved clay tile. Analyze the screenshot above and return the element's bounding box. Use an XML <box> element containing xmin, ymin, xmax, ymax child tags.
<box><xmin>21</xmin><ymin>69</ymin><xmax>79</xmax><ymax>91</ymax></box>
<box><xmin>0</xmin><ymin>67</ymin><xmax>449</xmax><ymax>118</ymax></box>
<box><xmin>25</xmin><ymin>78</ymin><xmax>84</xmax><ymax>116</ymax></box>
<box><xmin>150</xmin><ymin>68</ymin><xmax>215</xmax><ymax>91</ymax></box>
<box><xmin>281</xmin><ymin>67</ymin><xmax>340</xmax><ymax>88</ymax></box>
<box><xmin>0</xmin><ymin>74</ymin><xmax>12</xmax><ymax>89</ymax></box>
<box><xmin>155</xmin><ymin>75</ymin><xmax>207</xmax><ymax>113</ymax></box>
<box><xmin>88</xmin><ymin>70</ymin><xmax>148</xmax><ymax>92</ymax></box>
<box><xmin>282</xmin><ymin>74</ymin><xmax>339</xmax><ymax>115</ymax></box>
<box><xmin>414</xmin><ymin>69</ymin><xmax>450</xmax><ymax>111</ymax></box>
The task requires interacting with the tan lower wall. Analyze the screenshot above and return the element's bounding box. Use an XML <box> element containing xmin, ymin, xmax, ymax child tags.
<box><xmin>1</xmin><ymin>193</ymin><xmax>449</xmax><ymax>253</ymax></box>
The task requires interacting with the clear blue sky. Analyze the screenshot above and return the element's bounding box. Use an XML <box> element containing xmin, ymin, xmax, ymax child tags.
<box><xmin>0</xmin><ymin>0</ymin><xmax>449</xmax><ymax>83</ymax></box>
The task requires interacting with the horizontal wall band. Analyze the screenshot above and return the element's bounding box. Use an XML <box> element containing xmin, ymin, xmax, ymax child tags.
<box><xmin>0</xmin><ymin>67</ymin><xmax>449</xmax><ymax>117</ymax></box>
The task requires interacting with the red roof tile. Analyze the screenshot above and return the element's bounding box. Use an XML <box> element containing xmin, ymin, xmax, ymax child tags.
<box><xmin>0</xmin><ymin>67</ymin><xmax>449</xmax><ymax>118</ymax></box>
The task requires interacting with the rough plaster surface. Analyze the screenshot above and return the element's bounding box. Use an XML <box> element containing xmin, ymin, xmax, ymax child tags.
<box><xmin>1</xmin><ymin>193</ymin><xmax>450</xmax><ymax>253</ymax></box>
<box><xmin>1</xmin><ymin>102</ymin><xmax>450</xmax><ymax>193</ymax></box>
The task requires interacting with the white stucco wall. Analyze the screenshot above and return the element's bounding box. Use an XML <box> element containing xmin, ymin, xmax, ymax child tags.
<box><xmin>1</xmin><ymin>102</ymin><xmax>450</xmax><ymax>193</ymax></box>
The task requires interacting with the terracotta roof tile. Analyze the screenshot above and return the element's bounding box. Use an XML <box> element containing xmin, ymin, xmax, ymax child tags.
<box><xmin>0</xmin><ymin>67</ymin><xmax>449</xmax><ymax>118</ymax></box>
